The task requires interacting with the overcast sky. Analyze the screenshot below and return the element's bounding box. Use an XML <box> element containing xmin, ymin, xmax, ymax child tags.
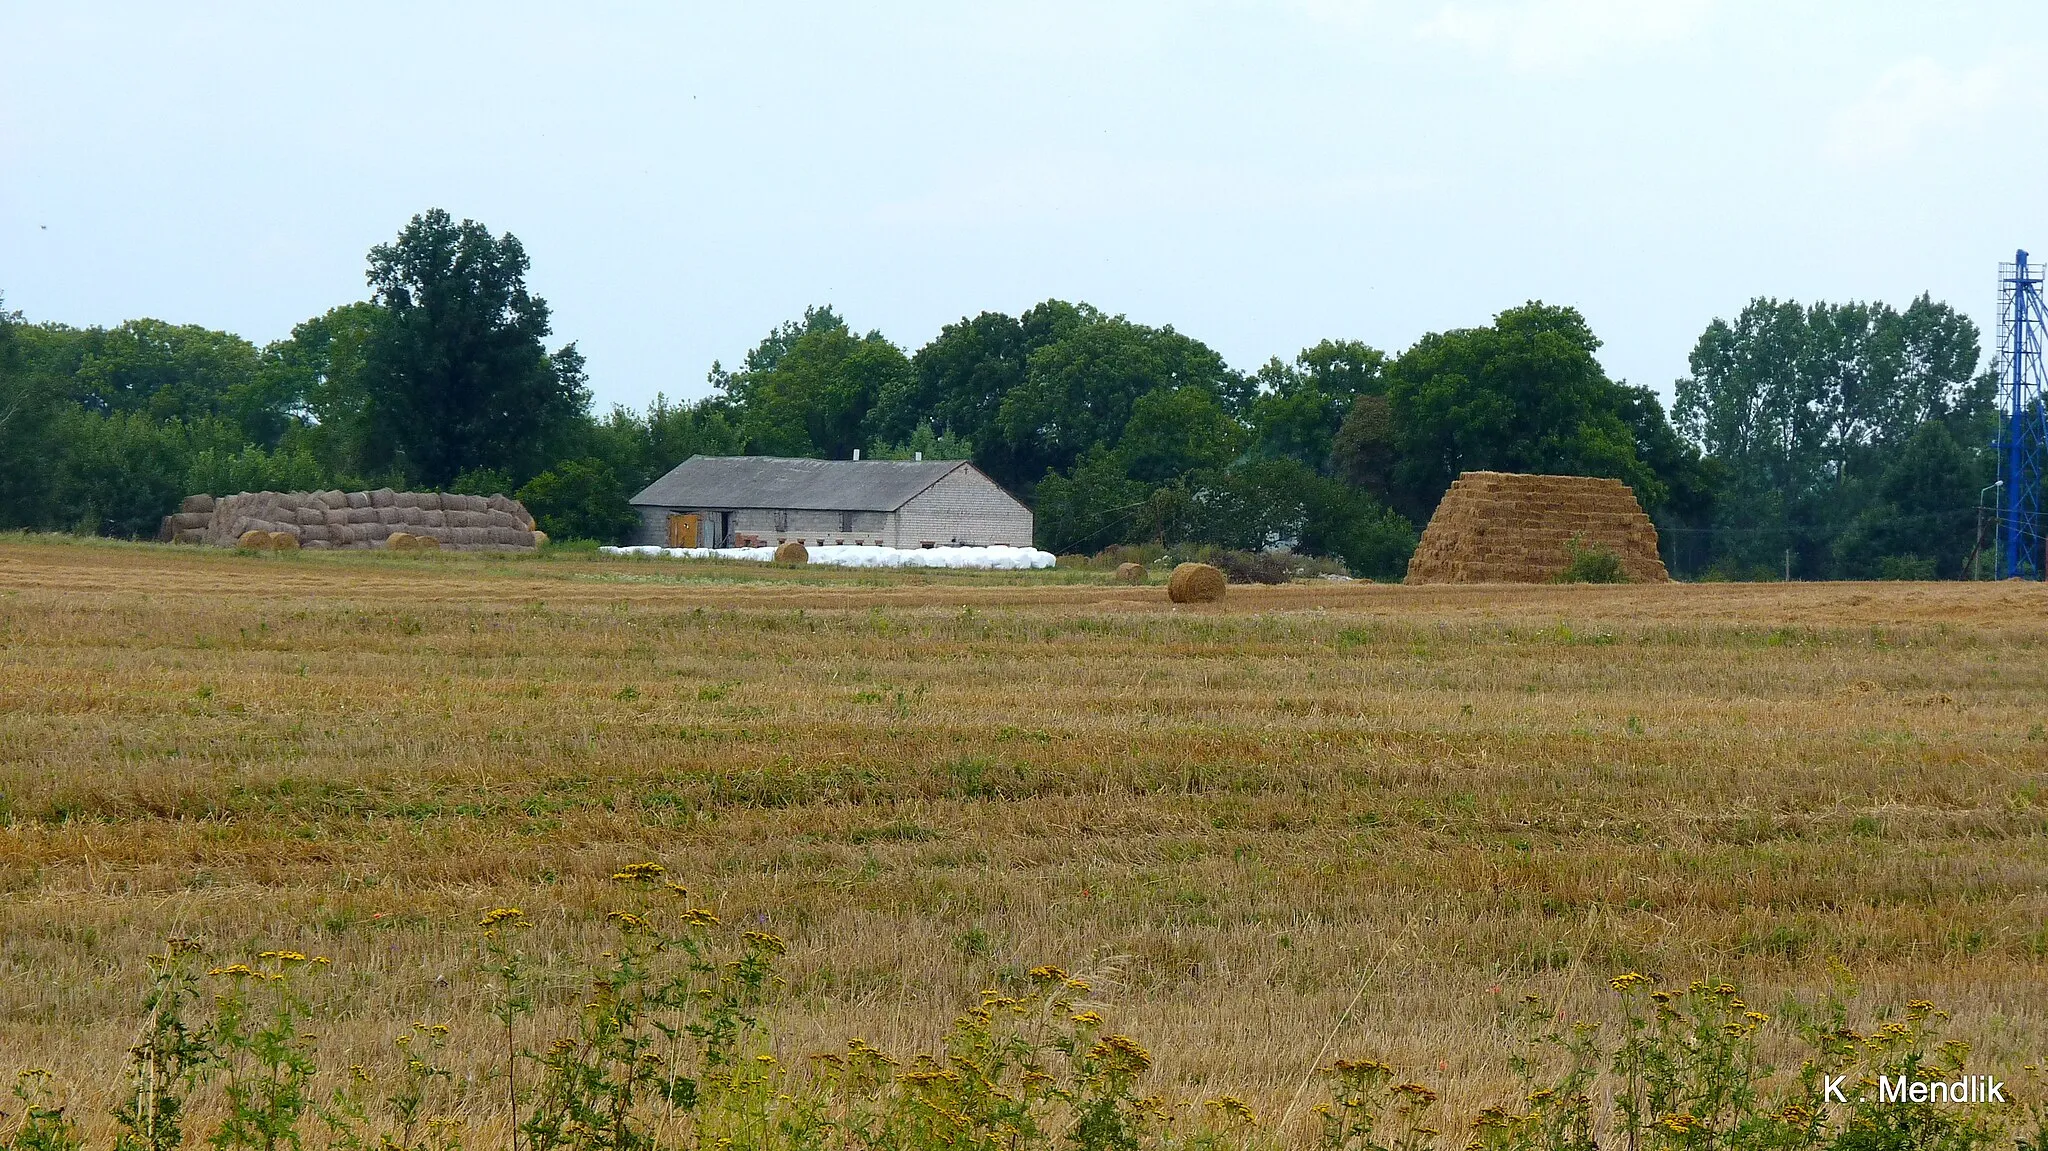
<box><xmin>3</xmin><ymin>2</ymin><xmax>2043</xmax><ymax>411</ymax></box>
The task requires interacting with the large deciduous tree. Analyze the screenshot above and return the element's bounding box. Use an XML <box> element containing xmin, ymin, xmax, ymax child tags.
<box><xmin>721</xmin><ymin>311</ymin><xmax>913</xmax><ymax>461</ymax></box>
<box><xmin>1247</xmin><ymin>339</ymin><xmax>1386</xmax><ymax>472</ymax></box>
<box><xmin>359</xmin><ymin>210</ymin><xmax>589</xmax><ymax>487</ymax></box>
<box><xmin>1341</xmin><ymin>302</ymin><xmax>1673</xmax><ymax>522</ymax></box>
<box><xmin>1674</xmin><ymin>294</ymin><xmax>1990</xmax><ymax>577</ymax></box>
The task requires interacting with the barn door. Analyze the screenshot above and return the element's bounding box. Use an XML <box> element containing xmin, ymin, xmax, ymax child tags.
<box><xmin>666</xmin><ymin>513</ymin><xmax>700</xmax><ymax>548</ymax></box>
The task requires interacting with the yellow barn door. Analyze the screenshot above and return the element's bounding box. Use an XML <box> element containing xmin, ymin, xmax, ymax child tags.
<box><xmin>666</xmin><ymin>513</ymin><xmax>701</xmax><ymax>548</ymax></box>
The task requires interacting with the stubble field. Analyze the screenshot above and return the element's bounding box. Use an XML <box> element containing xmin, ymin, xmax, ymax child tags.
<box><xmin>2</xmin><ymin>535</ymin><xmax>2046</xmax><ymax>1145</ymax></box>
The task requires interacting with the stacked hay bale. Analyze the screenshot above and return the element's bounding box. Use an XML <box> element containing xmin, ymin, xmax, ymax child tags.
<box><xmin>157</xmin><ymin>495</ymin><xmax>217</xmax><ymax>544</ymax></box>
<box><xmin>1404</xmin><ymin>471</ymin><xmax>1669</xmax><ymax>584</ymax></box>
<box><xmin>183</xmin><ymin>490</ymin><xmax>541</xmax><ymax>552</ymax></box>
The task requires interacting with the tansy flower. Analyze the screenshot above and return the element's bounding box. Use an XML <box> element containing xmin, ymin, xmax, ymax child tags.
<box><xmin>1088</xmin><ymin>1034</ymin><xmax>1153</xmax><ymax>1072</ymax></box>
<box><xmin>1071</xmin><ymin>1010</ymin><xmax>1104</xmax><ymax>1027</ymax></box>
<box><xmin>480</xmin><ymin>907</ymin><xmax>529</xmax><ymax>928</ymax></box>
<box><xmin>743</xmin><ymin>930</ymin><xmax>788</xmax><ymax>955</ymax></box>
<box><xmin>1394</xmin><ymin>1083</ymin><xmax>1439</xmax><ymax>1105</ymax></box>
<box><xmin>683</xmin><ymin>908</ymin><xmax>720</xmax><ymax>926</ymax></box>
<box><xmin>1028</xmin><ymin>965</ymin><xmax>1069</xmax><ymax>983</ymax></box>
<box><xmin>1205</xmin><ymin>1096</ymin><xmax>1257</xmax><ymax>1124</ymax></box>
<box><xmin>612</xmin><ymin>861</ymin><xmax>666</xmax><ymax>882</ymax></box>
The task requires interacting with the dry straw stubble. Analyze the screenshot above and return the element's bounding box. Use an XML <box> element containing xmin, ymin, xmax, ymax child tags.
<box><xmin>3</xmin><ymin>538</ymin><xmax>2047</xmax><ymax>1147</ymax></box>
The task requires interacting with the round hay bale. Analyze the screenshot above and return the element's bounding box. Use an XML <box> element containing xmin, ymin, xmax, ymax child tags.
<box><xmin>1114</xmin><ymin>561</ymin><xmax>1147</xmax><ymax>584</ymax></box>
<box><xmin>346</xmin><ymin>490</ymin><xmax>371</xmax><ymax>509</ymax></box>
<box><xmin>774</xmin><ymin>540</ymin><xmax>809</xmax><ymax>564</ymax></box>
<box><xmin>386</xmin><ymin>531</ymin><xmax>418</xmax><ymax>551</ymax></box>
<box><xmin>531</xmin><ymin>530</ymin><xmax>548</xmax><ymax>547</ymax></box>
<box><xmin>237</xmin><ymin>530</ymin><xmax>273</xmax><ymax>550</ymax></box>
<box><xmin>1167</xmin><ymin>562</ymin><xmax>1226</xmax><ymax>604</ymax></box>
<box><xmin>415</xmin><ymin>535</ymin><xmax>441</xmax><ymax>550</ymax></box>
<box><xmin>267</xmin><ymin>531</ymin><xmax>300</xmax><ymax>550</ymax></box>
<box><xmin>180</xmin><ymin>494</ymin><xmax>216</xmax><ymax>514</ymax></box>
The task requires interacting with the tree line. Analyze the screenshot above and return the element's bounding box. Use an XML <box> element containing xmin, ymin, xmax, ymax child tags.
<box><xmin>0</xmin><ymin>209</ymin><xmax>2005</xmax><ymax>579</ymax></box>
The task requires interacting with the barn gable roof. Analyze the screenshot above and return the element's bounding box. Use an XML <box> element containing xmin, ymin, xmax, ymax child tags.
<box><xmin>631</xmin><ymin>455</ymin><xmax>983</xmax><ymax>513</ymax></box>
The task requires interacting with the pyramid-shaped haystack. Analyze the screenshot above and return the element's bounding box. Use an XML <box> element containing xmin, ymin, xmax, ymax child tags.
<box><xmin>1405</xmin><ymin>471</ymin><xmax>1669</xmax><ymax>584</ymax></box>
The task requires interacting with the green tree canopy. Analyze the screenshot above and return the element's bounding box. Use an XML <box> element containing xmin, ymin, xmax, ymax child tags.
<box><xmin>1674</xmin><ymin>294</ymin><xmax>1990</xmax><ymax>576</ymax></box>
<box><xmin>516</xmin><ymin>458</ymin><xmax>640</xmax><ymax>544</ymax></box>
<box><xmin>359</xmin><ymin>210</ymin><xmax>590</xmax><ymax>487</ymax></box>
<box><xmin>1349</xmin><ymin>302</ymin><xmax>1670</xmax><ymax>521</ymax></box>
<box><xmin>723</xmin><ymin>313</ymin><xmax>912</xmax><ymax>460</ymax></box>
<box><xmin>1247</xmin><ymin>338</ymin><xmax>1386</xmax><ymax>472</ymax></box>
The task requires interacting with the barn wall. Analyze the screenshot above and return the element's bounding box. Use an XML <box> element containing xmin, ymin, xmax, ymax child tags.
<box><xmin>739</xmin><ymin>508</ymin><xmax>890</xmax><ymax>545</ymax></box>
<box><xmin>632</xmin><ymin>506</ymin><xmax>673</xmax><ymax>547</ymax></box>
<box><xmin>634</xmin><ymin>506</ymin><xmax>900</xmax><ymax>546</ymax></box>
<box><xmin>891</xmin><ymin>467</ymin><xmax>1034</xmax><ymax>547</ymax></box>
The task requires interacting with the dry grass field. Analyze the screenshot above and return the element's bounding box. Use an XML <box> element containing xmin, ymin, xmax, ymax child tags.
<box><xmin>3</xmin><ymin>534</ymin><xmax>2047</xmax><ymax>1145</ymax></box>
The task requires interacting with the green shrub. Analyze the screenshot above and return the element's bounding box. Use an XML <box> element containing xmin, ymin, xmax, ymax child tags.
<box><xmin>1555</xmin><ymin>535</ymin><xmax>1628</xmax><ymax>584</ymax></box>
<box><xmin>517</xmin><ymin>459</ymin><xmax>640</xmax><ymax>545</ymax></box>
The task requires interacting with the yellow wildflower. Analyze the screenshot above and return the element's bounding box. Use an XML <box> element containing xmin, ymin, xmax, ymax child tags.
<box><xmin>611</xmin><ymin>861</ymin><xmax>667</xmax><ymax>882</ymax></box>
<box><xmin>1205</xmin><ymin>1096</ymin><xmax>1257</xmax><ymax>1124</ymax></box>
<box><xmin>742</xmin><ymin>930</ymin><xmax>788</xmax><ymax>955</ymax></box>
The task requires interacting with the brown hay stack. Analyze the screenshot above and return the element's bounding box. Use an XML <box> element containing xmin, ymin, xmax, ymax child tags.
<box><xmin>236</xmin><ymin>530</ymin><xmax>272</xmax><ymax>550</ymax></box>
<box><xmin>1167</xmin><ymin>562</ymin><xmax>1227</xmax><ymax>603</ymax></box>
<box><xmin>266</xmin><ymin>532</ymin><xmax>300</xmax><ymax>551</ymax></box>
<box><xmin>386</xmin><ymin>532</ymin><xmax>418</xmax><ymax>551</ymax></box>
<box><xmin>1114</xmin><ymin>561</ymin><xmax>1147</xmax><ymax>584</ymax></box>
<box><xmin>774</xmin><ymin>540</ymin><xmax>809</xmax><ymax>564</ymax></box>
<box><xmin>1405</xmin><ymin>471</ymin><xmax>1670</xmax><ymax>584</ymax></box>
<box><xmin>415</xmin><ymin>535</ymin><xmax>441</xmax><ymax>551</ymax></box>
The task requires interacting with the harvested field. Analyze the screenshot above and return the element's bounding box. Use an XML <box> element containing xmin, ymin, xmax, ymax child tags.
<box><xmin>2</xmin><ymin>535</ymin><xmax>2047</xmax><ymax>1144</ymax></box>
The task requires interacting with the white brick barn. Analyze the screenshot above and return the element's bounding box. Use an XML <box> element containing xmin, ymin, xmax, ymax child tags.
<box><xmin>629</xmin><ymin>456</ymin><xmax>1034</xmax><ymax>549</ymax></box>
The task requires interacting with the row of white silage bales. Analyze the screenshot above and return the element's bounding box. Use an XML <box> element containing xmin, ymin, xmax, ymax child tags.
<box><xmin>599</xmin><ymin>543</ymin><xmax>1057</xmax><ymax>570</ymax></box>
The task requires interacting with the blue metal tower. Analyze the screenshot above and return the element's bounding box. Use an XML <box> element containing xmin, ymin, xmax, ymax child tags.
<box><xmin>1996</xmin><ymin>251</ymin><xmax>2048</xmax><ymax>579</ymax></box>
